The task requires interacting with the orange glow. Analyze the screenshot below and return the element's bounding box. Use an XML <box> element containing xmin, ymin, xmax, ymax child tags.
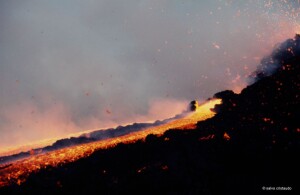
<box><xmin>199</xmin><ymin>134</ymin><xmax>215</xmax><ymax>141</ymax></box>
<box><xmin>232</xmin><ymin>85</ymin><xmax>244</xmax><ymax>94</ymax></box>
<box><xmin>0</xmin><ymin>99</ymin><xmax>221</xmax><ymax>187</ymax></box>
<box><xmin>223</xmin><ymin>132</ymin><xmax>231</xmax><ymax>141</ymax></box>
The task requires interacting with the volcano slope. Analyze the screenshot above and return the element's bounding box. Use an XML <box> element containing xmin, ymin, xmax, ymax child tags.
<box><xmin>1</xmin><ymin>35</ymin><xmax>300</xmax><ymax>195</ymax></box>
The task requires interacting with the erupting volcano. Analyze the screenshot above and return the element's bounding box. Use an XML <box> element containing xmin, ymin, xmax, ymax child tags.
<box><xmin>1</xmin><ymin>1</ymin><xmax>300</xmax><ymax>194</ymax></box>
<box><xmin>1</xmin><ymin>32</ymin><xmax>298</xmax><ymax>195</ymax></box>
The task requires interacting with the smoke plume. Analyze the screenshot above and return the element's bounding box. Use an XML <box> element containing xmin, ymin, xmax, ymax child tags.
<box><xmin>0</xmin><ymin>0</ymin><xmax>300</xmax><ymax>149</ymax></box>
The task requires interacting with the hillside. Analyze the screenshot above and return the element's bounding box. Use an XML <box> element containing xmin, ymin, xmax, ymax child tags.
<box><xmin>0</xmin><ymin>35</ymin><xmax>300</xmax><ymax>194</ymax></box>
<box><xmin>0</xmin><ymin>114</ymin><xmax>189</xmax><ymax>165</ymax></box>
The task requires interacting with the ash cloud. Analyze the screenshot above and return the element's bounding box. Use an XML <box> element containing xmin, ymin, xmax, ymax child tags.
<box><xmin>0</xmin><ymin>0</ymin><xmax>299</xmax><ymax>149</ymax></box>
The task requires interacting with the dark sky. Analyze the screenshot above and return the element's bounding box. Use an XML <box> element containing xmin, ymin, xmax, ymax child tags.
<box><xmin>0</xmin><ymin>0</ymin><xmax>299</xmax><ymax>149</ymax></box>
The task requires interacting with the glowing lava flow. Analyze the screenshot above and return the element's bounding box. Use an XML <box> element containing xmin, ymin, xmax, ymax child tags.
<box><xmin>0</xmin><ymin>99</ymin><xmax>221</xmax><ymax>187</ymax></box>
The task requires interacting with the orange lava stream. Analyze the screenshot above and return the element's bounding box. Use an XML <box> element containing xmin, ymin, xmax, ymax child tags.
<box><xmin>0</xmin><ymin>99</ymin><xmax>221</xmax><ymax>187</ymax></box>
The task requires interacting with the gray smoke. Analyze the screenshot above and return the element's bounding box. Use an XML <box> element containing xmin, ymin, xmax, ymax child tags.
<box><xmin>0</xmin><ymin>0</ymin><xmax>299</xmax><ymax>149</ymax></box>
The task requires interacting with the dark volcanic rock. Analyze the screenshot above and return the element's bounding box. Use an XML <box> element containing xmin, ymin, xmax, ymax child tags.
<box><xmin>189</xmin><ymin>100</ymin><xmax>199</xmax><ymax>111</ymax></box>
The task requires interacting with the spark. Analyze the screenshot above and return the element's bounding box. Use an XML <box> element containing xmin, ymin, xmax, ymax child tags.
<box><xmin>212</xmin><ymin>42</ymin><xmax>221</xmax><ymax>49</ymax></box>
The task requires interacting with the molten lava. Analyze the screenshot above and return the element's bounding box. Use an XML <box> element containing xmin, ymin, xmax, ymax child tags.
<box><xmin>0</xmin><ymin>99</ymin><xmax>221</xmax><ymax>187</ymax></box>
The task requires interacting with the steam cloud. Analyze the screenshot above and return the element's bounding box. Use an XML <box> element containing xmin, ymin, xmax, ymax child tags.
<box><xmin>0</xmin><ymin>0</ymin><xmax>299</xmax><ymax>149</ymax></box>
